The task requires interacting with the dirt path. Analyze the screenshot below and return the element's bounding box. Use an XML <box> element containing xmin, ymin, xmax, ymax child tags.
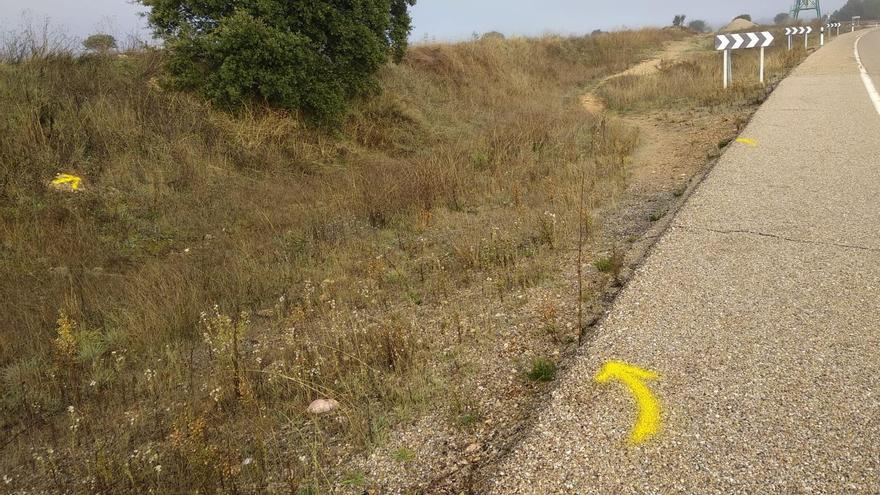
<box><xmin>580</xmin><ymin>35</ymin><xmax>735</xmax><ymax>200</ymax></box>
<box><xmin>581</xmin><ymin>36</ymin><xmax>707</xmax><ymax>114</ymax></box>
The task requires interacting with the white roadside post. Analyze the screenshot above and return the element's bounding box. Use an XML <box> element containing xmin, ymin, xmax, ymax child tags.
<box><xmin>723</xmin><ymin>49</ymin><xmax>730</xmax><ymax>89</ymax></box>
<box><xmin>760</xmin><ymin>45</ymin><xmax>765</xmax><ymax>84</ymax></box>
<box><xmin>788</xmin><ymin>28</ymin><xmax>792</xmax><ymax>50</ymax></box>
<box><xmin>716</xmin><ymin>31</ymin><xmax>773</xmax><ymax>88</ymax></box>
<box><xmin>820</xmin><ymin>27</ymin><xmax>824</xmax><ymax>46</ymax></box>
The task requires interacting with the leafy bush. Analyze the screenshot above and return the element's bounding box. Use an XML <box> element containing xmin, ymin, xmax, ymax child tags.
<box><xmin>734</xmin><ymin>14</ymin><xmax>753</xmax><ymax>21</ymax></box>
<box><xmin>139</xmin><ymin>0</ymin><xmax>416</xmax><ymax>124</ymax></box>
<box><xmin>687</xmin><ymin>20</ymin><xmax>709</xmax><ymax>32</ymax></box>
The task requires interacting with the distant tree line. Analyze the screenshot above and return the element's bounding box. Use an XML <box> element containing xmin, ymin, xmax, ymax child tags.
<box><xmin>774</xmin><ymin>12</ymin><xmax>792</xmax><ymax>25</ymax></box>
<box><xmin>670</xmin><ymin>15</ymin><xmax>710</xmax><ymax>32</ymax></box>
<box><xmin>832</xmin><ymin>0</ymin><xmax>880</xmax><ymax>20</ymax></box>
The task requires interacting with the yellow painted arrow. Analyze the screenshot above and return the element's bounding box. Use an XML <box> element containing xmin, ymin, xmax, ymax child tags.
<box><xmin>594</xmin><ymin>361</ymin><xmax>661</xmax><ymax>445</ymax></box>
<box><xmin>51</xmin><ymin>173</ymin><xmax>82</xmax><ymax>191</ymax></box>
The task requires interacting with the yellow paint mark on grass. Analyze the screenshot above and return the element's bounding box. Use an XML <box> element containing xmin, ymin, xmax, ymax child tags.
<box><xmin>50</xmin><ymin>173</ymin><xmax>82</xmax><ymax>191</ymax></box>
<box><xmin>736</xmin><ymin>137</ymin><xmax>758</xmax><ymax>147</ymax></box>
<box><xmin>595</xmin><ymin>361</ymin><xmax>661</xmax><ymax>444</ymax></box>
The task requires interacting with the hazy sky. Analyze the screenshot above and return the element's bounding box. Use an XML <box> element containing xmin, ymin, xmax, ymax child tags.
<box><xmin>0</xmin><ymin>1</ymin><xmax>848</xmax><ymax>42</ymax></box>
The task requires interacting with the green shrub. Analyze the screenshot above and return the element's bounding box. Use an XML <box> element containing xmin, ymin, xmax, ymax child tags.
<box><xmin>527</xmin><ymin>358</ymin><xmax>557</xmax><ymax>382</ymax></box>
<box><xmin>139</xmin><ymin>0</ymin><xmax>416</xmax><ymax>124</ymax></box>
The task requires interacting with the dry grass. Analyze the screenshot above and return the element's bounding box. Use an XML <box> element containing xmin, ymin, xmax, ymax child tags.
<box><xmin>0</xmin><ymin>27</ymin><xmax>709</xmax><ymax>492</ymax></box>
<box><xmin>598</xmin><ymin>39</ymin><xmax>808</xmax><ymax>112</ymax></box>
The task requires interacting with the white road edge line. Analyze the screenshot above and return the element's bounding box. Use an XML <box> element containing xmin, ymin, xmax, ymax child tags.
<box><xmin>855</xmin><ymin>32</ymin><xmax>880</xmax><ymax>116</ymax></box>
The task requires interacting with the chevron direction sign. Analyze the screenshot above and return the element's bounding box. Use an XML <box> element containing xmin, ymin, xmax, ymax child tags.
<box><xmin>784</xmin><ymin>26</ymin><xmax>813</xmax><ymax>50</ymax></box>
<box><xmin>828</xmin><ymin>22</ymin><xmax>841</xmax><ymax>36</ymax></box>
<box><xmin>715</xmin><ymin>32</ymin><xmax>775</xmax><ymax>51</ymax></box>
<box><xmin>715</xmin><ymin>32</ymin><xmax>774</xmax><ymax>89</ymax></box>
<box><xmin>784</xmin><ymin>27</ymin><xmax>813</xmax><ymax>35</ymax></box>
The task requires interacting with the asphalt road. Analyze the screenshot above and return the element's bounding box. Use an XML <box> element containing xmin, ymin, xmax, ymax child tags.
<box><xmin>861</xmin><ymin>28</ymin><xmax>880</xmax><ymax>82</ymax></box>
<box><xmin>485</xmin><ymin>29</ymin><xmax>880</xmax><ymax>494</ymax></box>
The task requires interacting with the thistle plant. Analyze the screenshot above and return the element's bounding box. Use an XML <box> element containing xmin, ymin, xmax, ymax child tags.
<box><xmin>200</xmin><ymin>306</ymin><xmax>250</xmax><ymax>401</ymax></box>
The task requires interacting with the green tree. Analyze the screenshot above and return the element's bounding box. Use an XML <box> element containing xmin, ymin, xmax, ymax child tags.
<box><xmin>687</xmin><ymin>19</ymin><xmax>709</xmax><ymax>32</ymax></box>
<box><xmin>672</xmin><ymin>14</ymin><xmax>687</xmax><ymax>27</ymax></box>
<box><xmin>139</xmin><ymin>0</ymin><xmax>416</xmax><ymax>124</ymax></box>
<box><xmin>734</xmin><ymin>14</ymin><xmax>753</xmax><ymax>21</ymax></box>
<box><xmin>83</xmin><ymin>33</ymin><xmax>117</xmax><ymax>53</ymax></box>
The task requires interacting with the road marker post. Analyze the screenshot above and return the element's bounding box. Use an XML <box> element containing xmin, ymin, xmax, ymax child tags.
<box><xmin>760</xmin><ymin>46</ymin><xmax>765</xmax><ymax>84</ymax></box>
<box><xmin>722</xmin><ymin>48</ymin><xmax>730</xmax><ymax>89</ymax></box>
<box><xmin>716</xmin><ymin>31</ymin><xmax>774</xmax><ymax>88</ymax></box>
<box><xmin>820</xmin><ymin>27</ymin><xmax>824</xmax><ymax>46</ymax></box>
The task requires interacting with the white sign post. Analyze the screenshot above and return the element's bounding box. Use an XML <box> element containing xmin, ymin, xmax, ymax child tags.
<box><xmin>715</xmin><ymin>32</ymin><xmax>774</xmax><ymax>88</ymax></box>
<box><xmin>853</xmin><ymin>16</ymin><xmax>861</xmax><ymax>32</ymax></box>
<box><xmin>759</xmin><ymin>45</ymin><xmax>765</xmax><ymax>85</ymax></box>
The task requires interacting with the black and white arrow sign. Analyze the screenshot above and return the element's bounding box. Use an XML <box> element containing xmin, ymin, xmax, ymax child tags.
<box><xmin>746</xmin><ymin>32</ymin><xmax>760</xmax><ymax>48</ymax></box>
<box><xmin>786</xmin><ymin>26</ymin><xmax>813</xmax><ymax>35</ymax></box>
<box><xmin>715</xmin><ymin>32</ymin><xmax>774</xmax><ymax>51</ymax></box>
<box><xmin>731</xmin><ymin>33</ymin><xmax>745</xmax><ymax>49</ymax></box>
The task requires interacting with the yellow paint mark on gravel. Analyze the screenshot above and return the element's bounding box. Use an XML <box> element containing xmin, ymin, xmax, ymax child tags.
<box><xmin>595</xmin><ymin>361</ymin><xmax>661</xmax><ymax>444</ymax></box>
<box><xmin>736</xmin><ymin>137</ymin><xmax>758</xmax><ymax>147</ymax></box>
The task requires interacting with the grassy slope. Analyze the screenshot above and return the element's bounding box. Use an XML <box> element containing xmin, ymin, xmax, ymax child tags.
<box><xmin>0</xmin><ymin>29</ymin><xmax>687</xmax><ymax>491</ymax></box>
<box><xmin>0</xmin><ymin>26</ymin><xmax>806</xmax><ymax>492</ymax></box>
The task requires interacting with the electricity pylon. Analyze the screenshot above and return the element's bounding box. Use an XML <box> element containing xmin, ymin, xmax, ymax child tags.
<box><xmin>791</xmin><ymin>0</ymin><xmax>821</xmax><ymax>20</ymax></box>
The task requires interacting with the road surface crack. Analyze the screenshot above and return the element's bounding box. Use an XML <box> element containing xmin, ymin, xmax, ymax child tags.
<box><xmin>674</xmin><ymin>224</ymin><xmax>880</xmax><ymax>253</ymax></box>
